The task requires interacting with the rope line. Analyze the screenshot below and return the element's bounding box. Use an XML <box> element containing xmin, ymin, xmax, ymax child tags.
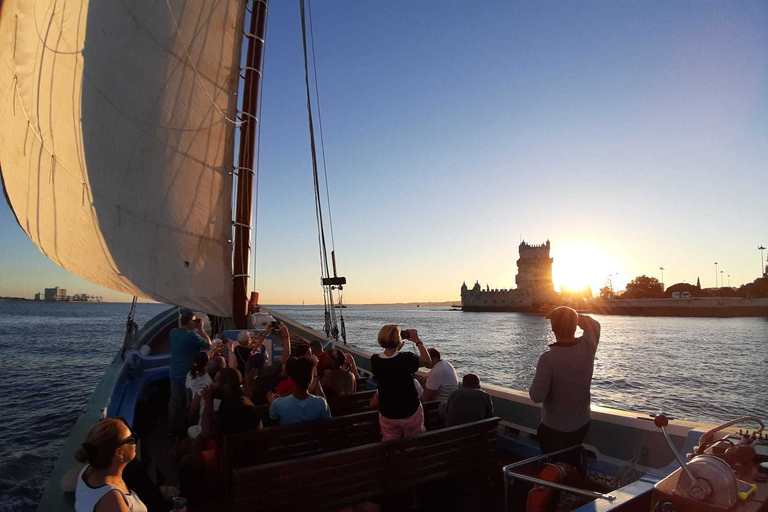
<box><xmin>307</xmin><ymin>0</ymin><xmax>336</xmax><ymax>253</ymax></box>
<box><xmin>300</xmin><ymin>0</ymin><xmax>337</xmax><ymax>337</ymax></box>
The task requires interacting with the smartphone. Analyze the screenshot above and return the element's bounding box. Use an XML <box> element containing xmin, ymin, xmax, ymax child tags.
<box><xmin>400</xmin><ymin>329</ymin><xmax>410</xmax><ymax>339</ymax></box>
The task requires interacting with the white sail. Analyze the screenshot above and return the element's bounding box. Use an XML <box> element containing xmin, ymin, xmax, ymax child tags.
<box><xmin>0</xmin><ymin>0</ymin><xmax>246</xmax><ymax>316</ymax></box>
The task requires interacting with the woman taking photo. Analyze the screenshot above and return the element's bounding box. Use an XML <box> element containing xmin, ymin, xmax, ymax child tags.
<box><xmin>74</xmin><ymin>418</ymin><xmax>148</xmax><ymax>512</ymax></box>
<box><xmin>371</xmin><ymin>325</ymin><xmax>433</xmax><ymax>441</ymax></box>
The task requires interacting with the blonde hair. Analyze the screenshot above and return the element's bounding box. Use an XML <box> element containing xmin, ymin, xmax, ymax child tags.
<box><xmin>74</xmin><ymin>418</ymin><xmax>127</xmax><ymax>469</ymax></box>
<box><xmin>377</xmin><ymin>324</ymin><xmax>402</xmax><ymax>349</ymax></box>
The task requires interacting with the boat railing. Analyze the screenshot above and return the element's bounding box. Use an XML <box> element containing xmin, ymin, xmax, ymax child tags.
<box><xmin>502</xmin><ymin>445</ymin><xmax>618</xmax><ymax>507</ymax></box>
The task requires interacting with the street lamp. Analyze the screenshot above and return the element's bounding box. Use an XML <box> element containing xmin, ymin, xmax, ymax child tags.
<box><xmin>659</xmin><ymin>266</ymin><xmax>665</xmax><ymax>291</ymax></box>
<box><xmin>728</xmin><ymin>274</ymin><xmax>731</xmax><ymax>288</ymax></box>
<box><xmin>720</xmin><ymin>270</ymin><xmax>724</xmax><ymax>289</ymax></box>
<box><xmin>760</xmin><ymin>246</ymin><xmax>766</xmax><ymax>277</ymax></box>
<box><xmin>714</xmin><ymin>262</ymin><xmax>718</xmax><ymax>289</ymax></box>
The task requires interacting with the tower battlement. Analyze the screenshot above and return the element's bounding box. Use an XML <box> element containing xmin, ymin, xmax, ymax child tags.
<box><xmin>461</xmin><ymin>240</ymin><xmax>555</xmax><ymax>312</ymax></box>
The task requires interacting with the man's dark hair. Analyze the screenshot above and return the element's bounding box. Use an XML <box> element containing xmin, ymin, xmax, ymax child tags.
<box><xmin>284</xmin><ymin>356</ymin><xmax>299</xmax><ymax>378</ymax></box>
<box><xmin>309</xmin><ymin>340</ymin><xmax>323</xmax><ymax>351</ymax></box>
<box><xmin>427</xmin><ymin>347</ymin><xmax>441</xmax><ymax>362</ymax></box>
<box><xmin>462</xmin><ymin>373</ymin><xmax>481</xmax><ymax>389</ymax></box>
<box><xmin>218</xmin><ymin>367</ymin><xmax>242</xmax><ymax>397</ymax></box>
<box><xmin>180</xmin><ymin>312</ymin><xmax>195</xmax><ymax>326</ymax></box>
<box><xmin>293</xmin><ymin>356</ymin><xmax>317</xmax><ymax>389</ymax></box>
<box><xmin>550</xmin><ymin>307</ymin><xmax>578</xmax><ymax>340</ymax></box>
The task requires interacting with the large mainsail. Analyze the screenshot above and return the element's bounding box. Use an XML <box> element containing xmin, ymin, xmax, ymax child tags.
<box><xmin>0</xmin><ymin>0</ymin><xmax>246</xmax><ymax>316</ymax></box>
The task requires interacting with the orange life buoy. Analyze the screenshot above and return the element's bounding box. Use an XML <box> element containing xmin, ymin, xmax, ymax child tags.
<box><xmin>526</xmin><ymin>462</ymin><xmax>578</xmax><ymax>512</ymax></box>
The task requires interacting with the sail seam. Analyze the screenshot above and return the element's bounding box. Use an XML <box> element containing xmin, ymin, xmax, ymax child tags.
<box><xmin>33</xmin><ymin>0</ymin><xmax>239</xmax><ymax>170</ymax></box>
<box><xmin>163</xmin><ymin>0</ymin><xmax>243</xmax><ymax>126</ymax></box>
<box><xmin>10</xmin><ymin>80</ymin><xmax>228</xmax><ymax>246</ymax></box>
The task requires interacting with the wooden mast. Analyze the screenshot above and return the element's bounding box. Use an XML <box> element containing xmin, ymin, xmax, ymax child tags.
<box><xmin>233</xmin><ymin>0</ymin><xmax>268</xmax><ymax>328</ymax></box>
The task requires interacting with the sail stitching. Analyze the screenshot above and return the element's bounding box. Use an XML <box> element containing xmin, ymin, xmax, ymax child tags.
<box><xmin>163</xmin><ymin>0</ymin><xmax>243</xmax><ymax>126</ymax></box>
<box><xmin>9</xmin><ymin>81</ymin><xmax>228</xmax><ymax>247</ymax></box>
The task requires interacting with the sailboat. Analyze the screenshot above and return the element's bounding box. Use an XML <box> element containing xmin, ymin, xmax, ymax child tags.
<box><xmin>2</xmin><ymin>1</ymin><xmax>767</xmax><ymax>511</ymax></box>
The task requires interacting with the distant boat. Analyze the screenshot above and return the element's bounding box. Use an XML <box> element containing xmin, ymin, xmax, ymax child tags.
<box><xmin>334</xmin><ymin>305</ymin><xmax>347</xmax><ymax>308</ymax></box>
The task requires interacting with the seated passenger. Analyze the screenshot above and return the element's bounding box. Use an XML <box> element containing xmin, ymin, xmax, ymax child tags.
<box><xmin>422</xmin><ymin>347</ymin><xmax>459</xmax><ymax>418</ymax></box>
<box><xmin>74</xmin><ymin>418</ymin><xmax>148</xmax><ymax>512</ymax></box>
<box><xmin>370</xmin><ymin>325</ymin><xmax>432</xmax><ymax>441</ymax></box>
<box><xmin>243</xmin><ymin>322</ymin><xmax>291</xmax><ymax>405</ymax></box>
<box><xmin>310</xmin><ymin>339</ymin><xmax>329</xmax><ymax>375</ymax></box>
<box><xmin>268</xmin><ymin>356</ymin><xmax>331</xmax><ymax>426</ymax></box>
<box><xmin>187</xmin><ymin>356</ymin><xmax>226</xmax><ymax>439</ymax></box>
<box><xmin>234</xmin><ymin>331</ymin><xmax>254</xmax><ymax>375</ymax></box>
<box><xmin>203</xmin><ymin>367</ymin><xmax>261</xmax><ymax>437</ymax></box>
<box><xmin>180</xmin><ymin>368</ymin><xmax>259</xmax><ymax>505</ymax></box>
<box><xmin>185</xmin><ymin>352</ymin><xmax>210</xmax><ymax>398</ymax></box>
<box><xmin>320</xmin><ymin>349</ymin><xmax>357</xmax><ymax>397</ymax></box>
<box><xmin>275</xmin><ymin>356</ymin><xmax>299</xmax><ymax>397</ymax></box>
<box><xmin>445</xmin><ymin>373</ymin><xmax>495</xmax><ymax>427</ymax></box>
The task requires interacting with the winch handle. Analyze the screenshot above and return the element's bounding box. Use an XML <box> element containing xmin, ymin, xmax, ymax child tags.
<box><xmin>697</xmin><ymin>417</ymin><xmax>764</xmax><ymax>453</ymax></box>
<box><xmin>655</xmin><ymin>414</ymin><xmax>697</xmax><ymax>483</ymax></box>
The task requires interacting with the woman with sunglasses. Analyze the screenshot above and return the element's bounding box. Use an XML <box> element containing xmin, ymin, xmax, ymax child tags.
<box><xmin>74</xmin><ymin>418</ymin><xmax>148</xmax><ymax>512</ymax></box>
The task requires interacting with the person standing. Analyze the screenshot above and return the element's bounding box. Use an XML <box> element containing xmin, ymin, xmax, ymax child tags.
<box><xmin>371</xmin><ymin>325</ymin><xmax>433</xmax><ymax>441</ymax></box>
<box><xmin>168</xmin><ymin>313</ymin><xmax>211</xmax><ymax>436</ymax></box>
<box><xmin>421</xmin><ymin>347</ymin><xmax>459</xmax><ymax>418</ymax></box>
<box><xmin>529</xmin><ymin>307</ymin><xmax>601</xmax><ymax>456</ymax></box>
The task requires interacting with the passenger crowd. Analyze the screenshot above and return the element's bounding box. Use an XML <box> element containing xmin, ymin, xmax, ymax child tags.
<box><xmin>73</xmin><ymin>312</ymin><xmax>518</xmax><ymax>511</ymax></box>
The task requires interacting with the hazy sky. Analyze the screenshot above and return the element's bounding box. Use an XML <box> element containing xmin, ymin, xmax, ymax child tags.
<box><xmin>1</xmin><ymin>1</ymin><xmax>766</xmax><ymax>305</ymax></box>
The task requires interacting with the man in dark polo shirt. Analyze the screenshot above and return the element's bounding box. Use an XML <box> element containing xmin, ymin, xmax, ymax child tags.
<box><xmin>445</xmin><ymin>373</ymin><xmax>494</xmax><ymax>427</ymax></box>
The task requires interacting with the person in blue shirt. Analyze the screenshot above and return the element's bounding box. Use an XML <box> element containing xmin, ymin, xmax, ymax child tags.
<box><xmin>268</xmin><ymin>356</ymin><xmax>331</xmax><ymax>426</ymax></box>
<box><xmin>168</xmin><ymin>312</ymin><xmax>211</xmax><ymax>436</ymax></box>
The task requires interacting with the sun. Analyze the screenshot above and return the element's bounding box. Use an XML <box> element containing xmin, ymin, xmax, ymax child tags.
<box><xmin>551</xmin><ymin>245</ymin><xmax>623</xmax><ymax>295</ymax></box>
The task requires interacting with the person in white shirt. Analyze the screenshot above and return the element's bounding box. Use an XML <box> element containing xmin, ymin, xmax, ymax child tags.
<box><xmin>74</xmin><ymin>418</ymin><xmax>151</xmax><ymax>512</ymax></box>
<box><xmin>185</xmin><ymin>352</ymin><xmax>211</xmax><ymax>398</ymax></box>
<box><xmin>422</xmin><ymin>347</ymin><xmax>459</xmax><ymax>418</ymax></box>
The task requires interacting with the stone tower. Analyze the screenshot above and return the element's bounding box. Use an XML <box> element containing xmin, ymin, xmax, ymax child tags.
<box><xmin>515</xmin><ymin>240</ymin><xmax>554</xmax><ymax>301</ymax></box>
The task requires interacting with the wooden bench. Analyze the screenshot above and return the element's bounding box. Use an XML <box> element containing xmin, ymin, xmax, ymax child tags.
<box><xmin>228</xmin><ymin>416</ymin><xmax>501</xmax><ymax>512</ymax></box>
<box><xmin>326</xmin><ymin>389</ymin><xmax>376</xmax><ymax>416</ymax></box>
<box><xmin>224</xmin><ymin>410</ymin><xmax>381</xmax><ymax>469</ymax></box>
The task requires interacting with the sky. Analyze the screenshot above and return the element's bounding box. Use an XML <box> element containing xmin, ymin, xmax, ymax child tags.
<box><xmin>1</xmin><ymin>0</ymin><xmax>767</xmax><ymax>304</ymax></box>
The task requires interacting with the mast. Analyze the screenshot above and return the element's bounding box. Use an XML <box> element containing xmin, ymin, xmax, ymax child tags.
<box><xmin>233</xmin><ymin>0</ymin><xmax>269</xmax><ymax>328</ymax></box>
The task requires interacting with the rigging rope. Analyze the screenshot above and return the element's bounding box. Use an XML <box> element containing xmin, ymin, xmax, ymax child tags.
<box><xmin>307</xmin><ymin>0</ymin><xmax>337</xmax><ymax>253</ymax></box>
<box><xmin>300</xmin><ymin>0</ymin><xmax>338</xmax><ymax>339</ymax></box>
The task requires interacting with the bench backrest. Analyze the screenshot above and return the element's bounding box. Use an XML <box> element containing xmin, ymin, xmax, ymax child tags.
<box><xmin>325</xmin><ymin>389</ymin><xmax>376</xmax><ymax>416</ymax></box>
<box><xmin>224</xmin><ymin>410</ymin><xmax>381</xmax><ymax>469</ymax></box>
<box><xmin>229</xmin><ymin>417</ymin><xmax>500</xmax><ymax>512</ymax></box>
<box><xmin>423</xmin><ymin>399</ymin><xmax>440</xmax><ymax>431</ymax></box>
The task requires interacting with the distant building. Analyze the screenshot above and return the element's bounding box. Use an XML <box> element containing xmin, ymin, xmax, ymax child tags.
<box><xmin>461</xmin><ymin>240</ymin><xmax>555</xmax><ymax>312</ymax></box>
<box><xmin>44</xmin><ymin>287</ymin><xmax>67</xmax><ymax>301</ymax></box>
<box><xmin>34</xmin><ymin>293</ymin><xmax>42</xmax><ymax>301</ymax></box>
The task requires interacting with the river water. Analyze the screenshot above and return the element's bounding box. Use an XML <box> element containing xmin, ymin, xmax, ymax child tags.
<box><xmin>1</xmin><ymin>301</ymin><xmax>766</xmax><ymax>511</ymax></box>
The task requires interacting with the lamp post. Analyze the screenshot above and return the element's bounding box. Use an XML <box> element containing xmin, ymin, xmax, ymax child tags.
<box><xmin>714</xmin><ymin>262</ymin><xmax>718</xmax><ymax>289</ymax></box>
<box><xmin>728</xmin><ymin>274</ymin><xmax>731</xmax><ymax>288</ymax></box>
<box><xmin>720</xmin><ymin>270</ymin><xmax>724</xmax><ymax>289</ymax></box>
<box><xmin>659</xmin><ymin>266</ymin><xmax>665</xmax><ymax>292</ymax></box>
<box><xmin>760</xmin><ymin>246</ymin><xmax>766</xmax><ymax>277</ymax></box>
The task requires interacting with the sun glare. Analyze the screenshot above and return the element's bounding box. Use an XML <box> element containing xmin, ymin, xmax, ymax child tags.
<box><xmin>551</xmin><ymin>245</ymin><xmax>623</xmax><ymax>295</ymax></box>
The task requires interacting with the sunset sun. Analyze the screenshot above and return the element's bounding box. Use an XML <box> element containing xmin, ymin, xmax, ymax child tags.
<box><xmin>551</xmin><ymin>245</ymin><xmax>624</xmax><ymax>295</ymax></box>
